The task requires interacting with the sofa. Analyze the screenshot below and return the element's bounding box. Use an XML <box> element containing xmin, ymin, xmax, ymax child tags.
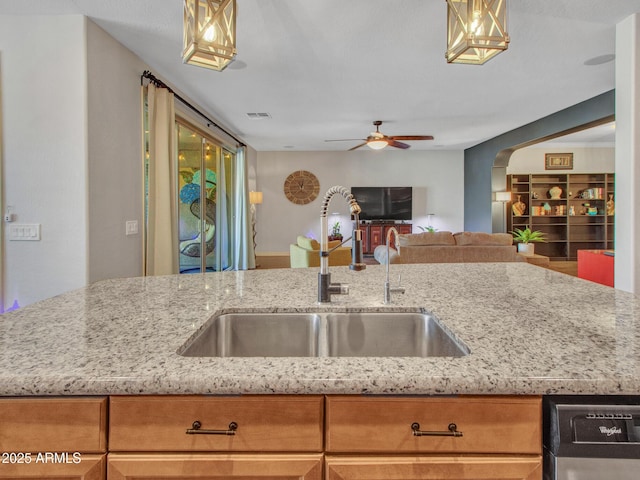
<box><xmin>374</xmin><ymin>231</ymin><xmax>523</xmax><ymax>264</ymax></box>
<box><xmin>290</xmin><ymin>236</ymin><xmax>352</xmax><ymax>268</ymax></box>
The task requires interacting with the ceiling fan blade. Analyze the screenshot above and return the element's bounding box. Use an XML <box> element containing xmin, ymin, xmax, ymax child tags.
<box><xmin>325</xmin><ymin>139</ymin><xmax>366</xmax><ymax>142</ymax></box>
<box><xmin>388</xmin><ymin>140</ymin><xmax>410</xmax><ymax>149</ymax></box>
<box><xmin>348</xmin><ymin>143</ymin><xmax>368</xmax><ymax>151</ymax></box>
<box><xmin>388</xmin><ymin>135</ymin><xmax>434</xmax><ymax>141</ymax></box>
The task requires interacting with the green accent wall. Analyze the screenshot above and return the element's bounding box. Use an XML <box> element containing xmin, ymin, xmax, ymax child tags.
<box><xmin>464</xmin><ymin>90</ymin><xmax>615</xmax><ymax>233</ymax></box>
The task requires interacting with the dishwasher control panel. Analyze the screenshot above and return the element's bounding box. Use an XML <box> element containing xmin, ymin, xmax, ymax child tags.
<box><xmin>545</xmin><ymin>396</ymin><xmax>640</xmax><ymax>457</ymax></box>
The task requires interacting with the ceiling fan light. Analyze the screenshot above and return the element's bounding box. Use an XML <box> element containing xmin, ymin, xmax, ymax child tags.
<box><xmin>183</xmin><ymin>0</ymin><xmax>237</xmax><ymax>72</ymax></box>
<box><xmin>367</xmin><ymin>139</ymin><xmax>388</xmax><ymax>150</ymax></box>
<box><xmin>445</xmin><ymin>0</ymin><xmax>509</xmax><ymax>65</ymax></box>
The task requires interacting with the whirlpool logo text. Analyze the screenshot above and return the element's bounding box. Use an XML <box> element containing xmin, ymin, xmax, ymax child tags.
<box><xmin>599</xmin><ymin>426</ymin><xmax>623</xmax><ymax>436</ymax></box>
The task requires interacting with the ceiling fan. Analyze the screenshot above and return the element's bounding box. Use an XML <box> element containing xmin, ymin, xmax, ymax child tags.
<box><xmin>326</xmin><ymin>121</ymin><xmax>434</xmax><ymax>151</ymax></box>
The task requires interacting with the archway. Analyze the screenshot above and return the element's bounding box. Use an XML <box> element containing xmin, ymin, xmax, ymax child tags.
<box><xmin>491</xmin><ymin>116</ymin><xmax>616</xmax><ymax>232</ymax></box>
<box><xmin>463</xmin><ymin>90</ymin><xmax>615</xmax><ymax>234</ymax></box>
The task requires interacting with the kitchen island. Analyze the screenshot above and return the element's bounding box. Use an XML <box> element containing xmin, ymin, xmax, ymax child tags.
<box><xmin>0</xmin><ymin>262</ymin><xmax>637</xmax><ymax>396</ymax></box>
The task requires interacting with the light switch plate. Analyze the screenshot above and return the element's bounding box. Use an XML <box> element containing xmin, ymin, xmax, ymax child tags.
<box><xmin>126</xmin><ymin>220</ymin><xmax>139</xmax><ymax>236</ymax></box>
<box><xmin>9</xmin><ymin>224</ymin><xmax>41</xmax><ymax>241</ymax></box>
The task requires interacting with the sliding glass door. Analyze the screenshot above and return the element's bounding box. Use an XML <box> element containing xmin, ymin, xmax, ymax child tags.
<box><xmin>177</xmin><ymin>123</ymin><xmax>232</xmax><ymax>273</ymax></box>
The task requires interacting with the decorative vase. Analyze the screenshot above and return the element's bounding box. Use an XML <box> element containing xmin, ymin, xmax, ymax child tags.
<box><xmin>517</xmin><ymin>243</ymin><xmax>535</xmax><ymax>256</ymax></box>
<box><xmin>512</xmin><ymin>195</ymin><xmax>526</xmax><ymax>216</ymax></box>
<box><xmin>549</xmin><ymin>185</ymin><xmax>562</xmax><ymax>199</ymax></box>
<box><xmin>607</xmin><ymin>194</ymin><xmax>615</xmax><ymax>216</ymax></box>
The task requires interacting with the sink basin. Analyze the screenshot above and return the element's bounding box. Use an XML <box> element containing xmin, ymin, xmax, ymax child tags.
<box><xmin>326</xmin><ymin>312</ymin><xmax>468</xmax><ymax>357</ymax></box>
<box><xmin>179</xmin><ymin>311</ymin><xmax>468</xmax><ymax>358</ymax></box>
<box><xmin>179</xmin><ymin>313</ymin><xmax>321</xmax><ymax>357</ymax></box>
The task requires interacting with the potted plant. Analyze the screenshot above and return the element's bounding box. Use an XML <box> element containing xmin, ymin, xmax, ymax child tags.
<box><xmin>417</xmin><ymin>225</ymin><xmax>438</xmax><ymax>233</ymax></box>
<box><xmin>328</xmin><ymin>221</ymin><xmax>343</xmax><ymax>242</ymax></box>
<box><xmin>511</xmin><ymin>227</ymin><xmax>545</xmax><ymax>256</ymax></box>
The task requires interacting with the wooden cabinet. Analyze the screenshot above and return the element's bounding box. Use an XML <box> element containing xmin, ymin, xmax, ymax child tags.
<box><xmin>361</xmin><ymin>223</ymin><xmax>412</xmax><ymax>254</ymax></box>
<box><xmin>0</xmin><ymin>397</ymin><xmax>107</xmax><ymax>479</ymax></box>
<box><xmin>108</xmin><ymin>395</ymin><xmax>323</xmax><ymax>479</ymax></box>
<box><xmin>0</xmin><ymin>455</ymin><xmax>106</xmax><ymax>480</ymax></box>
<box><xmin>325</xmin><ymin>395</ymin><xmax>542</xmax><ymax>480</ymax></box>
<box><xmin>508</xmin><ymin>173</ymin><xmax>614</xmax><ymax>260</ymax></box>
<box><xmin>108</xmin><ymin>453</ymin><xmax>322</xmax><ymax>480</ymax></box>
<box><xmin>326</xmin><ymin>456</ymin><xmax>541</xmax><ymax>480</ymax></box>
<box><xmin>0</xmin><ymin>394</ymin><xmax>541</xmax><ymax>480</ymax></box>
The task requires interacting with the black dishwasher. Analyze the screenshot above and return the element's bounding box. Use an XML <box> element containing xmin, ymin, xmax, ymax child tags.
<box><xmin>544</xmin><ymin>396</ymin><xmax>640</xmax><ymax>480</ymax></box>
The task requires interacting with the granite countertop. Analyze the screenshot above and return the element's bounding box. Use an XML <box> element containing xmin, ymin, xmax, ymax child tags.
<box><xmin>1</xmin><ymin>263</ymin><xmax>638</xmax><ymax>396</ymax></box>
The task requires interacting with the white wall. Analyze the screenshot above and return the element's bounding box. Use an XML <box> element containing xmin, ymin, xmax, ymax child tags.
<box><xmin>86</xmin><ymin>20</ymin><xmax>145</xmax><ymax>283</ymax></box>
<box><xmin>507</xmin><ymin>147</ymin><xmax>615</xmax><ymax>174</ymax></box>
<box><xmin>255</xmin><ymin>150</ymin><xmax>464</xmax><ymax>252</ymax></box>
<box><xmin>1</xmin><ymin>15</ymin><xmax>88</xmax><ymax>309</ymax></box>
<box><xmin>615</xmin><ymin>13</ymin><xmax>640</xmax><ymax>293</ymax></box>
<box><xmin>0</xmin><ymin>16</ymin><xmax>148</xmax><ymax>309</ymax></box>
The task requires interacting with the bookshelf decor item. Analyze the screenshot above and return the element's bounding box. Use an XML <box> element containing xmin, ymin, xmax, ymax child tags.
<box><xmin>545</xmin><ymin>153</ymin><xmax>573</xmax><ymax>170</ymax></box>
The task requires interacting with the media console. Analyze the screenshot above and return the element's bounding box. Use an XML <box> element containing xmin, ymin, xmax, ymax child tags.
<box><xmin>360</xmin><ymin>222</ymin><xmax>412</xmax><ymax>255</ymax></box>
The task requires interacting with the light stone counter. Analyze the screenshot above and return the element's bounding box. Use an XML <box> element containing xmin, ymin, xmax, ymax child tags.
<box><xmin>1</xmin><ymin>263</ymin><xmax>638</xmax><ymax>396</ymax></box>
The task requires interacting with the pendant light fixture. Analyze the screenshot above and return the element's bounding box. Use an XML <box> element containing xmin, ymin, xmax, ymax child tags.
<box><xmin>183</xmin><ymin>0</ymin><xmax>237</xmax><ymax>71</ymax></box>
<box><xmin>445</xmin><ymin>0</ymin><xmax>509</xmax><ymax>65</ymax></box>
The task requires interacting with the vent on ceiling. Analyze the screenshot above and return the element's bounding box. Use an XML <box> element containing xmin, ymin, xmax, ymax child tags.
<box><xmin>246</xmin><ymin>112</ymin><xmax>272</xmax><ymax>119</ymax></box>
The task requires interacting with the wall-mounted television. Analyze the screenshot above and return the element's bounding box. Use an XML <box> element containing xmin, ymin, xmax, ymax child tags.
<box><xmin>350</xmin><ymin>187</ymin><xmax>413</xmax><ymax>221</ymax></box>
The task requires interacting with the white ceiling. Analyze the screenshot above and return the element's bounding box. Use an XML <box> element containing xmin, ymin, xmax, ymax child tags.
<box><xmin>1</xmin><ymin>0</ymin><xmax>636</xmax><ymax>151</ymax></box>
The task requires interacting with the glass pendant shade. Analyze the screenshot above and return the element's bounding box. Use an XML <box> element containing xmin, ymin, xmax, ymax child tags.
<box><xmin>183</xmin><ymin>0</ymin><xmax>237</xmax><ymax>71</ymax></box>
<box><xmin>446</xmin><ymin>0</ymin><xmax>509</xmax><ymax>65</ymax></box>
<box><xmin>367</xmin><ymin>140</ymin><xmax>388</xmax><ymax>150</ymax></box>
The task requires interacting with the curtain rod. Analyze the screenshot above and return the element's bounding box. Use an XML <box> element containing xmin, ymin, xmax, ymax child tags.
<box><xmin>141</xmin><ymin>70</ymin><xmax>246</xmax><ymax>147</ymax></box>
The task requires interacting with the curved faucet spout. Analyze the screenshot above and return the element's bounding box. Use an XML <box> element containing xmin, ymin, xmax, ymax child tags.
<box><xmin>318</xmin><ymin>186</ymin><xmax>366</xmax><ymax>303</ymax></box>
<box><xmin>319</xmin><ymin>186</ymin><xmax>366</xmax><ymax>274</ymax></box>
<box><xmin>384</xmin><ymin>227</ymin><xmax>405</xmax><ymax>304</ymax></box>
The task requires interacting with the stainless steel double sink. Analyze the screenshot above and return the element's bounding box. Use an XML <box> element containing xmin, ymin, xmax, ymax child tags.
<box><xmin>178</xmin><ymin>311</ymin><xmax>469</xmax><ymax>358</ymax></box>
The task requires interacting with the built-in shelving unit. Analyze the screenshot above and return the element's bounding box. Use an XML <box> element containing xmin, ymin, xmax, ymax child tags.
<box><xmin>507</xmin><ymin>173</ymin><xmax>614</xmax><ymax>261</ymax></box>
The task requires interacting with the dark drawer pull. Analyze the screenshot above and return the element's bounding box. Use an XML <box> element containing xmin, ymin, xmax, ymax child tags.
<box><xmin>411</xmin><ymin>422</ymin><xmax>463</xmax><ymax>437</ymax></box>
<box><xmin>186</xmin><ymin>421</ymin><xmax>238</xmax><ymax>435</ymax></box>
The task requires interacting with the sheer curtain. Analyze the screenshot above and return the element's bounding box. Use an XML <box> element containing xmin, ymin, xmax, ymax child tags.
<box><xmin>145</xmin><ymin>84</ymin><xmax>179</xmax><ymax>275</ymax></box>
<box><xmin>231</xmin><ymin>147</ymin><xmax>255</xmax><ymax>270</ymax></box>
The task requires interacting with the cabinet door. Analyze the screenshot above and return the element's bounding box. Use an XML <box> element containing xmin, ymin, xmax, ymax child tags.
<box><xmin>396</xmin><ymin>224</ymin><xmax>412</xmax><ymax>235</ymax></box>
<box><xmin>369</xmin><ymin>226</ymin><xmax>384</xmax><ymax>251</ymax></box>
<box><xmin>108</xmin><ymin>453</ymin><xmax>322</xmax><ymax>480</ymax></box>
<box><xmin>0</xmin><ymin>453</ymin><xmax>105</xmax><ymax>480</ymax></box>
<box><xmin>326</xmin><ymin>455</ymin><xmax>542</xmax><ymax>480</ymax></box>
<box><xmin>360</xmin><ymin>226</ymin><xmax>370</xmax><ymax>254</ymax></box>
<box><xmin>384</xmin><ymin>225</ymin><xmax>411</xmax><ymax>249</ymax></box>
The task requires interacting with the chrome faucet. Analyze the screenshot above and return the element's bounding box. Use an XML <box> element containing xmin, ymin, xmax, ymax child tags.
<box><xmin>384</xmin><ymin>227</ymin><xmax>405</xmax><ymax>304</ymax></box>
<box><xmin>318</xmin><ymin>186</ymin><xmax>366</xmax><ymax>303</ymax></box>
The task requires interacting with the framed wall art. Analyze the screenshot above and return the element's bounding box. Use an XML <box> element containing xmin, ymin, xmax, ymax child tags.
<box><xmin>545</xmin><ymin>153</ymin><xmax>573</xmax><ymax>170</ymax></box>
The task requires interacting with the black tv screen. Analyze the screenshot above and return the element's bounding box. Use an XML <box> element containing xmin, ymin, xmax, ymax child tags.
<box><xmin>350</xmin><ymin>187</ymin><xmax>413</xmax><ymax>221</ymax></box>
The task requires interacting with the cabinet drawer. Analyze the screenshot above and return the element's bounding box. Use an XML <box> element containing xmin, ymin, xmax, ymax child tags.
<box><xmin>109</xmin><ymin>395</ymin><xmax>324</xmax><ymax>452</ymax></box>
<box><xmin>0</xmin><ymin>397</ymin><xmax>107</xmax><ymax>453</ymax></box>
<box><xmin>0</xmin><ymin>454</ymin><xmax>105</xmax><ymax>480</ymax></box>
<box><xmin>325</xmin><ymin>455</ymin><xmax>542</xmax><ymax>480</ymax></box>
<box><xmin>325</xmin><ymin>395</ymin><xmax>541</xmax><ymax>454</ymax></box>
<box><xmin>108</xmin><ymin>453</ymin><xmax>323</xmax><ymax>480</ymax></box>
